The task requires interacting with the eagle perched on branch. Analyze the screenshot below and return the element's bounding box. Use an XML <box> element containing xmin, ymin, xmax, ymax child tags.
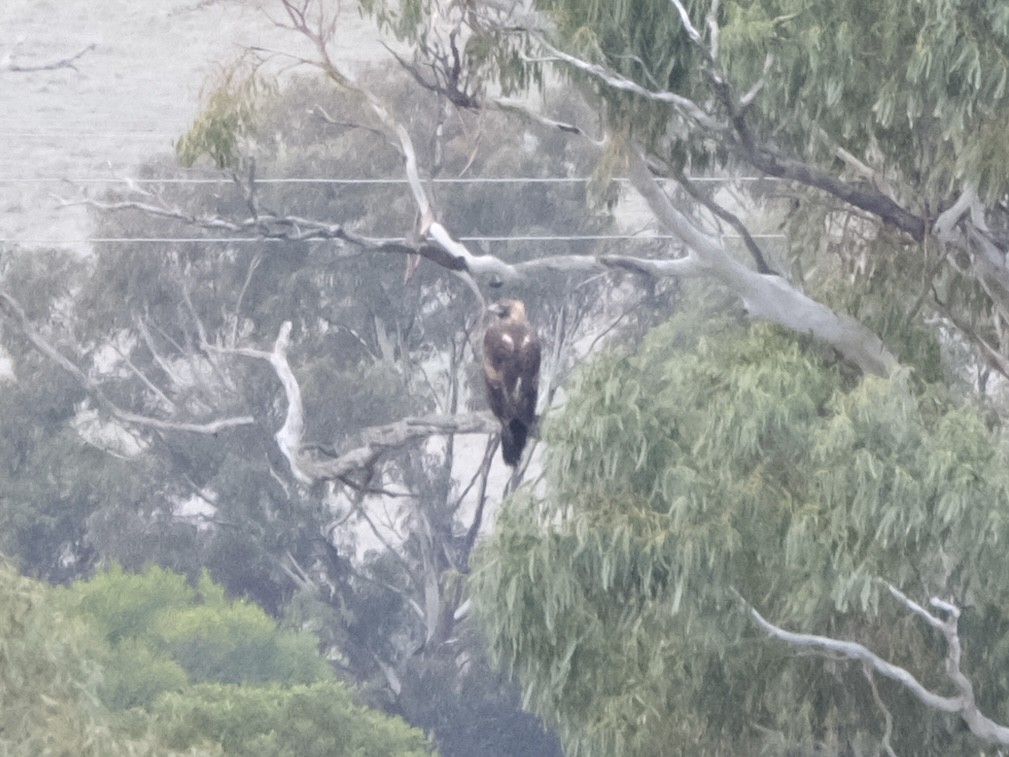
<box><xmin>483</xmin><ymin>299</ymin><xmax>541</xmax><ymax>466</ymax></box>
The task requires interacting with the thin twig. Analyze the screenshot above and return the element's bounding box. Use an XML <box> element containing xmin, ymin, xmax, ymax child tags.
<box><xmin>4</xmin><ymin>43</ymin><xmax>96</xmax><ymax>73</ymax></box>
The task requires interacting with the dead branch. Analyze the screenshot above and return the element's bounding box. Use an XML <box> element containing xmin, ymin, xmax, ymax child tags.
<box><xmin>211</xmin><ymin>321</ymin><xmax>500</xmax><ymax>483</ymax></box>
<box><xmin>309</xmin><ymin>411</ymin><xmax>501</xmax><ymax>481</ymax></box>
<box><xmin>490</xmin><ymin>97</ymin><xmax>604</xmax><ymax>141</ymax></box>
<box><xmin>0</xmin><ymin>289</ymin><xmax>255</xmax><ymax>435</ymax></box>
<box><xmin>68</xmin><ymin>191</ymin><xmax>685</xmax><ymax>282</ymax></box>
<box><xmin>2</xmin><ymin>43</ymin><xmax>96</xmax><ymax>73</ymax></box>
<box><xmin>386</xmin><ymin>40</ymin><xmax>479</xmax><ymax>109</ymax></box>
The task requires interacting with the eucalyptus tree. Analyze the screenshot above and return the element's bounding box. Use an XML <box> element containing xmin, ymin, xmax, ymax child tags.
<box><xmin>348</xmin><ymin>0</ymin><xmax>1009</xmax><ymax>751</ymax></box>
<box><xmin>0</xmin><ymin>558</ymin><xmax>432</xmax><ymax>755</ymax></box>
<box><xmin>1</xmin><ymin>65</ymin><xmax>639</xmax><ymax>753</ymax></box>
<box><xmin>5</xmin><ymin>0</ymin><xmax>1009</xmax><ymax>752</ymax></box>
<box><xmin>0</xmin><ymin>560</ymin><xmax>193</xmax><ymax>755</ymax></box>
<box><xmin>473</xmin><ymin>311</ymin><xmax>1009</xmax><ymax>754</ymax></box>
<box><xmin>357</xmin><ymin>0</ymin><xmax>1009</xmax><ymax>381</ymax></box>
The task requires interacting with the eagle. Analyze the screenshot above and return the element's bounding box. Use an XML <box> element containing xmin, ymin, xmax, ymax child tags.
<box><xmin>483</xmin><ymin>299</ymin><xmax>541</xmax><ymax>466</ymax></box>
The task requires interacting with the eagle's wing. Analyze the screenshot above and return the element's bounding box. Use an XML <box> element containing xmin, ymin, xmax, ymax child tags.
<box><xmin>483</xmin><ymin>325</ymin><xmax>517</xmax><ymax>422</ymax></box>
<box><xmin>514</xmin><ymin>330</ymin><xmax>541</xmax><ymax>426</ymax></box>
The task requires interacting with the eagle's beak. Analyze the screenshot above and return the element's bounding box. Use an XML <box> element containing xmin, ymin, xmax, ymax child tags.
<box><xmin>488</xmin><ymin>303</ymin><xmax>507</xmax><ymax>317</ymax></box>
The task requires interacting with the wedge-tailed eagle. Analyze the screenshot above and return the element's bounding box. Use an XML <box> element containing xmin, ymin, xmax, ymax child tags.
<box><xmin>483</xmin><ymin>299</ymin><xmax>541</xmax><ymax>466</ymax></box>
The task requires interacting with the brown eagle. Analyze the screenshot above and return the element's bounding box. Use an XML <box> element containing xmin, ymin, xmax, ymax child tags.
<box><xmin>483</xmin><ymin>299</ymin><xmax>541</xmax><ymax>466</ymax></box>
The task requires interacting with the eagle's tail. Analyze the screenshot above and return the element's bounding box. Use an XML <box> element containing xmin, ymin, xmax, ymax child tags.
<box><xmin>501</xmin><ymin>419</ymin><xmax>529</xmax><ymax>467</ymax></box>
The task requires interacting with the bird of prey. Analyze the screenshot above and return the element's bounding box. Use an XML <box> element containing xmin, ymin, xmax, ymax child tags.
<box><xmin>483</xmin><ymin>299</ymin><xmax>541</xmax><ymax>466</ymax></box>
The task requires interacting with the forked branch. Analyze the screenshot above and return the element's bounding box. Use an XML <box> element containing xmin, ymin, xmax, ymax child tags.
<box><xmin>744</xmin><ymin>586</ymin><xmax>1009</xmax><ymax>746</ymax></box>
<box><xmin>212</xmin><ymin>322</ymin><xmax>500</xmax><ymax>483</ymax></box>
<box><xmin>0</xmin><ymin>289</ymin><xmax>254</xmax><ymax>435</ymax></box>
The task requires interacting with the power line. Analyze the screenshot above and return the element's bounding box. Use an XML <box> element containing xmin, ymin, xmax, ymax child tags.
<box><xmin>0</xmin><ymin>132</ymin><xmax>177</xmax><ymax>138</ymax></box>
<box><xmin>0</xmin><ymin>176</ymin><xmax>778</xmax><ymax>186</ymax></box>
<box><xmin>0</xmin><ymin>233</ymin><xmax>786</xmax><ymax>245</ymax></box>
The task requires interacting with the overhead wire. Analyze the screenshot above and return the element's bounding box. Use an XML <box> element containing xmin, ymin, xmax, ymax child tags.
<box><xmin>0</xmin><ymin>175</ymin><xmax>787</xmax><ymax>245</ymax></box>
<box><xmin>0</xmin><ymin>234</ymin><xmax>786</xmax><ymax>245</ymax></box>
<box><xmin>0</xmin><ymin>176</ymin><xmax>777</xmax><ymax>185</ymax></box>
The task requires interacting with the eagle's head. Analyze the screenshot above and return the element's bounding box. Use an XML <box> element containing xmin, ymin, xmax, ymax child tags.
<box><xmin>488</xmin><ymin>299</ymin><xmax>527</xmax><ymax>323</ymax></box>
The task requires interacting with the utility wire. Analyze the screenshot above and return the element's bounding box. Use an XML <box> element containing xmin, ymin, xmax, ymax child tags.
<box><xmin>0</xmin><ymin>176</ymin><xmax>786</xmax><ymax>244</ymax></box>
<box><xmin>0</xmin><ymin>233</ymin><xmax>786</xmax><ymax>245</ymax></box>
<box><xmin>0</xmin><ymin>176</ymin><xmax>778</xmax><ymax>185</ymax></box>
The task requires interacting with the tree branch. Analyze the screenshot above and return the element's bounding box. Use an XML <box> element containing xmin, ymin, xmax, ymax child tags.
<box><xmin>738</xmin><ymin>138</ymin><xmax>927</xmax><ymax>242</ymax></box>
<box><xmin>2</xmin><ymin>43</ymin><xmax>96</xmax><ymax>73</ymax></box>
<box><xmin>532</xmin><ymin>36</ymin><xmax>723</xmax><ymax>133</ymax></box>
<box><xmin>310</xmin><ymin>412</ymin><xmax>500</xmax><ymax>481</ymax></box>
<box><xmin>743</xmin><ymin>587</ymin><xmax>1009</xmax><ymax>747</ymax></box>
<box><xmin>673</xmin><ymin>168</ymin><xmax>776</xmax><ymax>274</ymax></box>
<box><xmin>662</xmin><ymin>8</ymin><xmax>928</xmax><ymax>242</ymax></box>
<box><xmin>211</xmin><ymin>321</ymin><xmax>500</xmax><ymax>483</ymax></box>
<box><xmin>0</xmin><ymin>289</ymin><xmax>254</xmax><ymax>435</ymax></box>
<box><xmin>624</xmin><ymin>143</ymin><xmax>898</xmax><ymax>376</ymax></box>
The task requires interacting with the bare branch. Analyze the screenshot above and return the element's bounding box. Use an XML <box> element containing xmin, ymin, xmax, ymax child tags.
<box><xmin>215</xmin><ymin>321</ymin><xmax>309</xmax><ymax>483</ymax></box>
<box><xmin>0</xmin><ymin>289</ymin><xmax>254</xmax><ymax>435</ymax></box>
<box><xmin>744</xmin><ymin>588</ymin><xmax>1009</xmax><ymax>747</ymax></box>
<box><xmin>310</xmin><ymin>412</ymin><xmax>500</xmax><ymax>482</ymax></box>
<box><xmin>110</xmin><ymin>342</ymin><xmax>177</xmax><ymax>413</ymax></box>
<box><xmin>669</xmin><ymin>0</ymin><xmax>701</xmax><ymax>42</ymax></box>
<box><xmin>210</xmin><ymin>321</ymin><xmax>500</xmax><ymax>482</ymax></box>
<box><xmin>460</xmin><ymin>435</ymin><xmax>499</xmax><ymax>568</ymax></box>
<box><xmin>71</xmin><ymin>190</ymin><xmax>701</xmax><ymax>283</ymax></box>
<box><xmin>3</xmin><ymin>43</ymin><xmax>96</xmax><ymax>73</ymax></box>
<box><xmin>745</xmin><ymin>601</ymin><xmax>958</xmax><ymax>713</ymax></box>
<box><xmin>862</xmin><ymin>665</ymin><xmax>898</xmax><ymax>757</ymax></box>
<box><xmin>738</xmin><ymin>54</ymin><xmax>772</xmax><ymax>108</ymax></box>
<box><xmin>385</xmin><ymin>42</ymin><xmax>479</xmax><ymax>109</ymax></box>
<box><xmin>705</xmin><ymin>0</ymin><xmax>722</xmax><ymax>62</ymax></box>
<box><xmin>231</xmin><ymin>252</ymin><xmax>262</xmax><ymax>348</ymax></box>
<box><xmin>933</xmin><ymin>188</ymin><xmax>1009</xmax><ymax>325</ymax></box>
<box><xmin>729</xmin><ymin>116</ymin><xmax>926</xmax><ymax>241</ymax></box>
<box><xmin>309</xmin><ymin>104</ymin><xmax>385</xmax><ymax>138</ymax></box>
<box><xmin>136</xmin><ymin>315</ymin><xmax>189</xmax><ymax>388</ymax></box>
<box><xmin>490</xmin><ymin>97</ymin><xmax>605</xmax><ymax>143</ymax></box>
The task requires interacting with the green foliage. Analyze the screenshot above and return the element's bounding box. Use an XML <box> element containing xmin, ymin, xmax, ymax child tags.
<box><xmin>152</xmin><ymin>681</ymin><xmax>431</xmax><ymax>756</ymax></box>
<box><xmin>517</xmin><ymin>0</ymin><xmax>1009</xmax><ymax>202</ymax></box>
<box><xmin>63</xmin><ymin>565</ymin><xmax>330</xmax><ymax>709</ymax></box>
<box><xmin>72</xmin><ymin>563</ymin><xmax>196</xmax><ymax>645</ymax></box>
<box><xmin>720</xmin><ymin>0</ymin><xmax>1009</xmax><ymax>203</ymax></box>
<box><xmin>473</xmin><ymin>315</ymin><xmax>1009</xmax><ymax>755</ymax></box>
<box><xmin>359</xmin><ymin>0</ymin><xmax>542</xmax><ymax>98</ymax></box>
<box><xmin>0</xmin><ymin>560</ymin><xmax>197</xmax><ymax>755</ymax></box>
<box><xmin>100</xmin><ymin>637</ymin><xmax>190</xmax><ymax>711</ymax></box>
<box><xmin>157</xmin><ymin>574</ymin><xmax>330</xmax><ymax>686</ymax></box>
<box><xmin>176</xmin><ymin>57</ymin><xmax>277</xmax><ymax>168</ymax></box>
<box><xmin>540</xmin><ymin>0</ymin><xmax>711</xmax><ymax>147</ymax></box>
<box><xmin>33</xmin><ymin>562</ymin><xmax>433</xmax><ymax>752</ymax></box>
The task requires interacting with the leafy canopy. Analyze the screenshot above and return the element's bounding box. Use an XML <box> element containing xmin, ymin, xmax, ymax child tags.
<box><xmin>61</xmin><ymin>564</ymin><xmax>331</xmax><ymax>709</ymax></box>
<box><xmin>46</xmin><ymin>564</ymin><xmax>433</xmax><ymax>755</ymax></box>
<box><xmin>0</xmin><ymin>560</ymin><xmax>191</xmax><ymax>755</ymax></box>
<box><xmin>518</xmin><ymin>0</ymin><xmax>1009</xmax><ymax>201</ymax></box>
<box><xmin>472</xmin><ymin>313</ymin><xmax>1009</xmax><ymax>755</ymax></box>
<box><xmin>152</xmin><ymin>681</ymin><xmax>431</xmax><ymax>757</ymax></box>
